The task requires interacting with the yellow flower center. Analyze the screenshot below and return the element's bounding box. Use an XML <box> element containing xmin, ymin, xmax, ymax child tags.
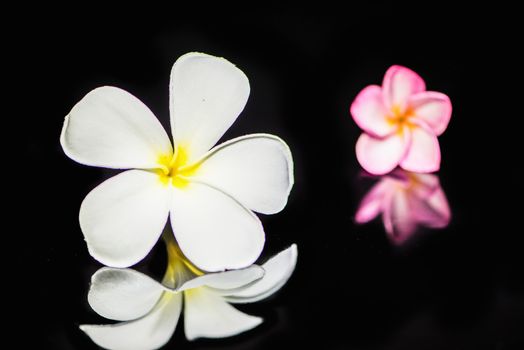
<box><xmin>166</xmin><ymin>238</ymin><xmax>203</xmax><ymax>276</ymax></box>
<box><xmin>156</xmin><ymin>146</ymin><xmax>200</xmax><ymax>188</ymax></box>
<box><xmin>387</xmin><ymin>105</ymin><xmax>416</xmax><ymax>135</ymax></box>
<box><xmin>162</xmin><ymin>230</ymin><xmax>204</xmax><ymax>288</ymax></box>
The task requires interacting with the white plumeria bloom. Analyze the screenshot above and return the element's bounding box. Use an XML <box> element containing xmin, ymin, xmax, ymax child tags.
<box><xmin>80</xmin><ymin>236</ymin><xmax>298</xmax><ymax>350</ymax></box>
<box><xmin>61</xmin><ymin>52</ymin><xmax>294</xmax><ymax>272</ymax></box>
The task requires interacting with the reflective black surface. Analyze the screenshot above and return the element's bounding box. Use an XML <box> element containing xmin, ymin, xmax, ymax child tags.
<box><xmin>15</xmin><ymin>4</ymin><xmax>524</xmax><ymax>349</ymax></box>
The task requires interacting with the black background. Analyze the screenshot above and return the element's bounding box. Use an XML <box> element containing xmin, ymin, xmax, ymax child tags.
<box><xmin>13</xmin><ymin>4</ymin><xmax>524</xmax><ymax>349</ymax></box>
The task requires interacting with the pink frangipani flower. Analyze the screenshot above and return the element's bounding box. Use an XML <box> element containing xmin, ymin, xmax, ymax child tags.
<box><xmin>351</xmin><ymin>65</ymin><xmax>452</xmax><ymax>175</ymax></box>
<box><xmin>355</xmin><ymin>170</ymin><xmax>451</xmax><ymax>245</ymax></box>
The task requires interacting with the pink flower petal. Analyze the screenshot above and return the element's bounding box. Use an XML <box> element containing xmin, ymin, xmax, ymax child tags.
<box><xmin>409</xmin><ymin>91</ymin><xmax>452</xmax><ymax>136</ymax></box>
<box><xmin>383</xmin><ymin>190</ymin><xmax>417</xmax><ymax>244</ymax></box>
<box><xmin>350</xmin><ymin>85</ymin><xmax>395</xmax><ymax>137</ymax></box>
<box><xmin>355</xmin><ymin>181</ymin><xmax>390</xmax><ymax>223</ymax></box>
<box><xmin>421</xmin><ymin>187</ymin><xmax>451</xmax><ymax>228</ymax></box>
<box><xmin>400</xmin><ymin>126</ymin><xmax>441</xmax><ymax>173</ymax></box>
<box><xmin>381</xmin><ymin>191</ymin><xmax>395</xmax><ymax>235</ymax></box>
<box><xmin>408</xmin><ymin>172</ymin><xmax>440</xmax><ymax>200</ymax></box>
<box><xmin>360</xmin><ymin>170</ymin><xmax>451</xmax><ymax>245</ymax></box>
<box><xmin>356</xmin><ymin>133</ymin><xmax>408</xmax><ymax>175</ymax></box>
<box><xmin>383</xmin><ymin>65</ymin><xmax>426</xmax><ymax>111</ymax></box>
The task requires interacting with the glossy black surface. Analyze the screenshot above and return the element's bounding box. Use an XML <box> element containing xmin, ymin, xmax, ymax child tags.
<box><xmin>14</xmin><ymin>4</ymin><xmax>523</xmax><ymax>349</ymax></box>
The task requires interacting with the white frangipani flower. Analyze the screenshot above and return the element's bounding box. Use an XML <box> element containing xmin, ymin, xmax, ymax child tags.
<box><xmin>61</xmin><ymin>52</ymin><xmax>294</xmax><ymax>272</ymax></box>
<box><xmin>80</xmin><ymin>236</ymin><xmax>298</xmax><ymax>350</ymax></box>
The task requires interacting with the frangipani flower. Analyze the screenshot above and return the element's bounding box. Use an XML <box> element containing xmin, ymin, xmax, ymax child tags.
<box><xmin>351</xmin><ymin>65</ymin><xmax>452</xmax><ymax>175</ymax></box>
<box><xmin>80</xmin><ymin>234</ymin><xmax>298</xmax><ymax>349</ymax></box>
<box><xmin>355</xmin><ymin>170</ymin><xmax>451</xmax><ymax>244</ymax></box>
<box><xmin>61</xmin><ymin>52</ymin><xmax>294</xmax><ymax>272</ymax></box>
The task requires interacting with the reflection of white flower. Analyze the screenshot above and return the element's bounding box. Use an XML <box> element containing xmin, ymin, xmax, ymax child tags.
<box><xmin>80</xmin><ymin>237</ymin><xmax>298</xmax><ymax>349</ymax></box>
<box><xmin>61</xmin><ymin>52</ymin><xmax>294</xmax><ymax>272</ymax></box>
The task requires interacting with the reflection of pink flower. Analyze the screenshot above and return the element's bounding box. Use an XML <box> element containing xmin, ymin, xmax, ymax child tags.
<box><xmin>351</xmin><ymin>65</ymin><xmax>452</xmax><ymax>175</ymax></box>
<box><xmin>355</xmin><ymin>170</ymin><xmax>451</xmax><ymax>245</ymax></box>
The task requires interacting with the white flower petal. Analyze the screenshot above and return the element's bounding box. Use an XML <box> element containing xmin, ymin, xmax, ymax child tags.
<box><xmin>224</xmin><ymin>244</ymin><xmax>298</xmax><ymax>304</ymax></box>
<box><xmin>169</xmin><ymin>52</ymin><xmax>250</xmax><ymax>163</ymax></box>
<box><xmin>170</xmin><ymin>183</ymin><xmax>264</xmax><ymax>272</ymax></box>
<box><xmin>192</xmin><ymin>134</ymin><xmax>293</xmax><ymax>214</ymax></box>
<box><xmin>176</xmin><ymin>265</ymin><xmax>264</xmax><ymax>293</ymax></box>
<box><xmin>61</xmin><ymin>86</ymin><xmax>172</xmax><ymax>169</ymax></box>
<box><xmin>88</xmin><ymin>268</ymin><xmax>166</xmax><ymax>321</ymax></box>
<box><xmin>80</xmin><ymin>293</ymin><xmax>182</xmax><ymax>350</ymax></box>
<box><xmin>184</xmin><ymin>288</ymin><xmax>262</xmax><ymax>340</ymax></box>
<box><xmin>80</xmin><ymin>170</ymin><xmax>171</xmax><ymax>268</ymax></box>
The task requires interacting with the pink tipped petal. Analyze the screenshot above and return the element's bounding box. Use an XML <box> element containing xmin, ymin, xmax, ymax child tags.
<box><xmin>383</xmin><ymin>191</ymin><xmax>417</xmax><ymax>244</ymax></box>
<box><xmin>382</xmin><ymin>195</ymin><xmax>394</xmax><ymax>236</ymax></box>
<box><xmin>412</xmin><ymin>173</ymin><xmax>440</xmax><ymax>192</ymax></box>
<box><xmin>410</xmin><ymin>91</ymin><xmax>452</xmax><ymax>136</ymax></box>
<box><xmin>355</xmin><ymin>181</ymin><xmax>390</xmax><ymax>223</ymax></box>
<box><xmin>408</xmin><ymin>172</ymin><xmax>440</xmax><ymax>200</ymax></box>
<box><xmin>376</xmin><ymin>171</ymin><xmax>450</xmax><ymax>245</ymax></box>
<box><xmin>383</xmin><ymin>65</ymin><xmax>426</xmax><ymax>110</ymax></box>
<box><xmin>431</xmin><ymin>188</ymin><xmax>451</xmax><ymax>226</ymax></box>
<box><xmin>386</xmin><ymin>168</ymin><xmax>411</xmax><ymax>183</ymax></box>
<box><xmin>423</xmin><ymin>187</ymin><xmax>451</xmax><ymax>228</ymax></box>
<box><xmin>400</xmin><ymin>127</ymin><xmax>441</xmax><ymax>173</ymax></box>
<box><xmin>356</xmin><ymin>133</ymin><xmax>407</xmax><ymax>175</ymax></box>
<box><xmin>351</xmin><ymin>85</ymin><xmax>395</xmax><ymax>137</ymax></box>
